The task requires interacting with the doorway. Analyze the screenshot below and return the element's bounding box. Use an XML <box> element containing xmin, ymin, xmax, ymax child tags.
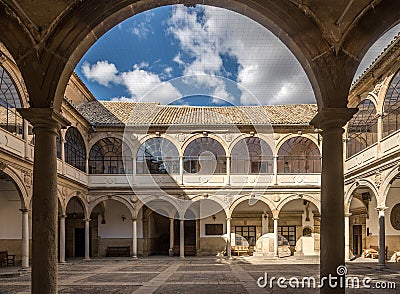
<box><xmin>74</xmin><ymin>228</ymin><xmax>85</xmax><ymax>257</ymax></box>
<box><xmin>352</xmin><ymin>225</ymin><xmax>362</xmax><ymax>256</ymax></box>
<box><xmin>174</xmin><ymin>220</ymin><xmax>197</xmax><ymax>256</ymax></box>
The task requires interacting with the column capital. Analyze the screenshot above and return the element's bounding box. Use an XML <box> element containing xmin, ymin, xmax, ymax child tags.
<box><xmin>376</xmin><ymin>206</ymin><xmax>389</xmax><ymax>214</ymax></box>
<box><xmin>19</xmin><ymin>208</ymin><xmax>29</xmax><ymax>214</ymax></box>
<box><xmin>131</xmin><ymin>218</ymin><xmax>137</xmax><ymax>222</ymax></box>
<box><xmin>226</xmin><ymin>217</ymin><xmax>232</xmax><ymax>221</ymax></box>
<box><xmin>345</xmin><ymin>212</ymin><xmax>352</xmax><ymax>217</ymax></box>
<box><xmin>272</xmin><ymin>209</ymin><xmax>279</xmax><ymax>219</ymax></box>
<box><xmin>18</xmin><ymin>108</ymin><xmax>70</xmax><ymax>132</ymax></box>
<box><xmin>84</xmin><ymin>218</ymin><xmax>91</xmax><ymax>222</ymax></box>
<box><xmin>310</xmin><ymin>108</ymin><xmax>357</xmax><ymax>130</ymax></box>
<box><xmin>58</xmin><ymin>214</ymin><xmax>67</xmax><ymax>219</ymax></box>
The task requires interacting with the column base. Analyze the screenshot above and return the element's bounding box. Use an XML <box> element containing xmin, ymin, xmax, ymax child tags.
<box><xmin>132</xmin><ymin>255</ymin><xmax>138</xmax><ymax>259</ymax></box>
<box><xmin>169</xmin><ymin>249</ymin><xmax>174</xmax><ymax>257</ymax></box>
<box><xmin>59</xmin><ymin>261</ymin><xmax>66</xmax><ymax>264</ymax></box>
<box><xmin>179</xmin><ymin>256</ymin><xmax>185</xmax><ymax>259</ymax></box>
<box><xmin>18</xmin><ymin>267</ymin><xmax>30</xmax><ymax>272</ymax></box>
<box><xmin>377</xmin><ymin>263</ymin><xmax>387</xmax><ymax>269</ymax></box>
<box><xmin>83</xmin><ymin>258</ymin><xmax>91</xmax><ymax>261</ymax></box>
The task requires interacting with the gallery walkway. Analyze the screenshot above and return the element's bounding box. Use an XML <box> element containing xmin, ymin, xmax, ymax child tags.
<box><xmin>0</xmin><ymin>256</ymin><xmax>399</xmax><ymax>293</ymax></box>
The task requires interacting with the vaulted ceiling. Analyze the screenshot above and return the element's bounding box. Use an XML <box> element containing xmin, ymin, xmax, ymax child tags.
<box><xmin>0</xmin><ymin>0</ymin><xmax>399</xmax><ymax>110</ymax></box>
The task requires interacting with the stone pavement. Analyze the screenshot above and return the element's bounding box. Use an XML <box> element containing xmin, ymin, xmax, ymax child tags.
<box><xmin>0</xmin><ymin>256</ymin><xmax>399</xmax><ymax>293</ymax></box>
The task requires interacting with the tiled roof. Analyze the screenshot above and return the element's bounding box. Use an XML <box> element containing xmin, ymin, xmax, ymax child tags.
<box><xmin>351</xmin><ymin>32</ymin><xmax>400</xmax><ymax>91</ymax></box>
<box><xmin>76</xmin><ymin>101</ymin><xmax>317</xmax><ymax>126</ymax></box>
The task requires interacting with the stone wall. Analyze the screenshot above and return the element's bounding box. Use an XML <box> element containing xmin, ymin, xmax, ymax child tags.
<box><xmin>197</xmin><ymin>237</ymin><xmax>226</xmax><ymax>256</ymax></box>
<box><xmin>97</xmin><ymin>238</ymin><xmax>132</xmax><ymax>257</ymax></box>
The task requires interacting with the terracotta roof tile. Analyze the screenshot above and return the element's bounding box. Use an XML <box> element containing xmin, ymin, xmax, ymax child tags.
<box><xmin>76</xmin><ymin>101</ymin><xmax>317</xmax><ymax>126</ymax></box>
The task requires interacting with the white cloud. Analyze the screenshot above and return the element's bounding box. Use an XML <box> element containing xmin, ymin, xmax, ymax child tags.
<box><xmin>81</xmin><ymin>60</ymin><xmax>120</xmax><ymax>87</ymax></box>
<box><xmin>167</xmin><ymin>5</ymin><xmax>315</xmax><ymax>105</ymax></box>
<box><xmin>173</xmin><ymin>53</ymin><xmax>185</xmax><ymax>66</ymax></box>
<box><xmin>82</xmin><ymin>61</ymin><xmax>182</xmax><ymax>104</ymax></box>
<box><xmin>128</xmin><ymin>11</ymin><xmax>155</xmax><ymax>39</ymax></box>
<box><xmin>110</xmin><ymin>96</ymin><xmax>135</xmax><ymax>102</ymax></box>
<box><xmin>120</xmin><ymin>66</ymin><xmax>181</xmax><ymax>104</ymax></box>
<box><xmin>162</xmin><ymin>66</ymin><xmax>173</xmax><ymax>79</ymax></box>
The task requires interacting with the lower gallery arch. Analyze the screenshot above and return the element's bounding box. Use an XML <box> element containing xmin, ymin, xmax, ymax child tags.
<box><xmin>382</xmin><ymin>174</ymin><xmax>400</xmax><ymax>261</ymax></box>
<box><xmin>140</xmin><ymin>200</ymin><xmax>178</xmax><ymax>256</ymax></box>
<box><xmin>184</xmin><ymin>199</ymin><xmax>228</xmax><ymax>256</ymax></box>
<box><xmin>347</xmin><ymin>186</ymin><xmax>378</xmax><ymax>258</ymax></box>
<box><xmin>65</xmin><ymin>196</ymin><xmax>88</xmax><ymax>258</ymax></box>
<box><xmin>89</xmin><ymin>198</ymin><xmax>137</xmax><ymax>257</ymax></box>
<box><xmin>229</xmin><ymin>196</ymin><xmax>273</xmax><ymax>256</ymax></box>
<box><xmin>0</xmin><ymin>170</ymin><xmax>29</xmax><ymax>264</ymax></box>
<box><xmin>278</xmin><ymin>197</ymin><xmax>321</xmax><ymax>256</ymax></box>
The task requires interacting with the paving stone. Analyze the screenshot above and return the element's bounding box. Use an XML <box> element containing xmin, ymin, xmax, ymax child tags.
<box><xmin>0</xmin><ymin>285</ymin><xmax>31</xmax><ymax>294</ymax></box>
<box><xmin>59</xmin><ymin>285</ymin><xmax>140</xmax><ymax>293</ymax></box>
<box><xmin>1</xmin><ymin>257</ymin><xmax>400</xmax><ymax>293</ymax></box>
<box><xmin>118</xmin><ymin>265</ymin><xmax>168</xmax><ymax>272</ymax></box>
<box><xmin>167</xmin><ymin>272</ymin><xmax>237</xmax><ymax>283</ymax></box>
<box><xmin>82</xmin><ymin>272</ymin><xmax>158</xmax><ymax>283</ymax></box>
<box><xmin>177</xmin><ymin>265</ymin><xmax>231</xmax><ymax>272</ymax></box>
<box><xmin>154</xmin><ymin>284</ymin><xmax>248</xmax><ymax>294</ymax></box>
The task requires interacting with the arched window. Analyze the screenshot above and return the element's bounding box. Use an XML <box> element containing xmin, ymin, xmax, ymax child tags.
<box><xmin>136</xmin><ymin>137</ymin><xmax>179</xmax><ymax>174</ymax></box>
<box><xmin>0</xmin><ymin>66</ymin><xmax>23</xmax><ymax>137</ymax></box>
<box><xmin>184</xmin><ymin>137</ymin><xmax>226</xmax><ymax>174</ymax></box>
<box><xmin>231</xmin><ymin>137</ymin><xmax>273</xmax><ymax>174</ymax></box>
<box><xmin>65</xmin><ymin>127</ymin><xmax>86</xmax><ymax>172</ymax></box>
<box><xmin>383</xmin><ymin>70</ymin><xmax>400</xmax><ymax>137</ymax></box>
<box><xmin>347</xmin><ymin>99</ymin><xmax>378</xmax><ymax>158</ymax></box>
<box><xmin>89</xmin><ymin>137</ymin><xmax>132</xmax><ymax>174</ymax></box>
<box><xmin>277</xmin><ymin>137</ymin><xmax>321</xmax><ymax>173</ymax></box>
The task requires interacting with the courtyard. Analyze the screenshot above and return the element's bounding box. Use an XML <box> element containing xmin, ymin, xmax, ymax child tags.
<box><xmin>1</xmin><ymin>257</ymin><xmax>399</xmax><ymax>293</ymax></box>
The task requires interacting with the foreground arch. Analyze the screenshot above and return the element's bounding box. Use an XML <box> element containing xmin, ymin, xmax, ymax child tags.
<box><xmin>3</xmin><ymin>2</ymin><xmax>399</xmax><ymax>293</ymax></box>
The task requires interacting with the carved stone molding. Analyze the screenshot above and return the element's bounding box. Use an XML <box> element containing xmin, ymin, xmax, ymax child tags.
<box><xmin>0</xmin><ymin>162</ymin><xmax>7</xmax><ymax>170</ymax></box>
<box><xmin>374</xmin><ymin>172</ymin><xmax>383</xmax><ymax>189</ymax></box>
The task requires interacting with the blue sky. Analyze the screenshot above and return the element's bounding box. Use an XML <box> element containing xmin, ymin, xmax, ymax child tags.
<box><xmin>76</xmin><ymin>5</ymin><xmax>400</xmax><ymax>106</ymax></box>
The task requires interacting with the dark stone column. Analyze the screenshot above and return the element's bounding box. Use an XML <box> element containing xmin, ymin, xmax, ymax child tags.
<box><xmin>311</xmin><ymin>108</ymin><xmax>356</xmax><ymax>294</ymax></box>
<box><xmin>18</xmin><ymin>108</ymin><xmax>69</xmax><ymax>294</ymax></box>
<box><xmin>377</xmin><ymin>207</ymin><xmax>388</xmax><ymax>269</ymax></box>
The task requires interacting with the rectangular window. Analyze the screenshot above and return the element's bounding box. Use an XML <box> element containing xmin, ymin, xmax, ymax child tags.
<box><xmin>235</xmin><ymin>226</ymin><xmax>256</xmax><ymax>246</ymax></box>
<box><xmin>278</xmin><ymin>226</ymin><xmax>296</xmax><ymax>246</ymax></box>
<box><xmin>205</xmin><ymin>224</ymin><xmax>223</xmax><ymax>235</ymax></box>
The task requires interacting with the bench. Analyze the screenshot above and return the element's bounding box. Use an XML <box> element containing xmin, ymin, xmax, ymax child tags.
<box><xmin>106</xmin><ymin>246</ymin><xmax>130</xmax><ymax>257</ymax></box>
<box><xmin>0</xmin><ymin>251</ymin><xmax>15</xmax><ymax>267</ymax></box>
<box><xmin>363</xmin><ymin>245</ymin><xmax>388</xmax><ymax>260</ymax></box>
<box><xmin>394</xmin><ymin>251</ymin><xmax>400</xmax><ymax>262</ymax></box>
<box><xmin>232</xmin><ymin>246</ymin><xmax>249</xmax><ymax>256</ymax></box>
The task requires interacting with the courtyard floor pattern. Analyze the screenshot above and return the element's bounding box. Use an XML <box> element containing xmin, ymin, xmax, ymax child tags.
<box><xmin>0</xmin><ymin>256</ymin><xmax>399</xmax><ymax>293</ymax></box>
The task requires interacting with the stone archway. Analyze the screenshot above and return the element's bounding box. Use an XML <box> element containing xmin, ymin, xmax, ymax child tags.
<box><xmin>277</xmin><ymin>197</ymin><xmax>321</xmax><ymax>256</ymax></box>
<box><xmin>229</xmin><ymin>196</ymin><xmax>274</xmax><ymax>256</ymax></box>
<box><xmin>2</xmin><ymin>2</ymin><xmax>399</xmax><ymax>292</ymax></box>
<box><xmin>65</xmin><ymin>196</ymin><xmax>87</xmax><ymax>258</ymax></box>
<box><xmin>347</xmin><ymin>185</ymin><xmax>378</xmax><ymax>258</ymax></box>
<box><xmin>0</xmin><ymin>169</ymin><xmax>28</xmax><ymax>266</ymax></box>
